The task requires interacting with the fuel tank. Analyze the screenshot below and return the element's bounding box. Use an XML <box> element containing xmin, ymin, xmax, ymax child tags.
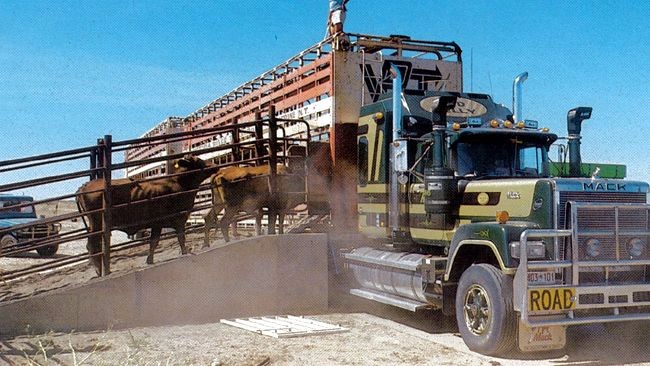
<box><xmin>345</xmin><ymin>247</ymin><xmax>429</xmax><ymax>303</ymax></box>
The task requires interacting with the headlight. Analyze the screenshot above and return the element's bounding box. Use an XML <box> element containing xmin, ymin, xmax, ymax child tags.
<box><xmin>510</xmin><ymin>240</ymin><xmax>546</xmax><ymax>259</ymax></box>
<box><xmin>585</xmin><ymin>238</ymin><xmax>601</xmax><ymax>258</ymax></box>
<box><xmin>627</xmin><ymin>238</ymin><xmax>645</xmax><ymax>258</ymax></box>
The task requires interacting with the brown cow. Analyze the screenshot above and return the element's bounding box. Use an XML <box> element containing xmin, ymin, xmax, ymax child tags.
<box><xmin>76</xmin><ymin>155</ymin><xmax>213</xmax><ymax>274</ymax></box>
<box><xmin>202</xmin><ymin>165</ymin><xmax>272</xmax><ymax>246</ymax></box>
<box><xmin>203</xmin><ymin>164</ymin><xmax>305</xmax><ymax>244</ymax></box>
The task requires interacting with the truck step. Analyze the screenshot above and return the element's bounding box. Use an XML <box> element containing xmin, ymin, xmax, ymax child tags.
<box><xmin>349</xmin><ymin>288</ymin><xmax>432</xmax><ymax>312</ymax></box>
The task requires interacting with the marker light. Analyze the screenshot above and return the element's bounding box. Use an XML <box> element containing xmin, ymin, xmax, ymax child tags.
<box><xmin>452</xmin><ymin>122</ymin><xmax>461</xmax><ymax>131</ymax></box>
<box><xmin>524</xmin><ymin>120</ymin><xmax>539</xmax><ymax>128</ymax></box>
<box><xmin>374</xmin><ymin>112</ymin><xmax>384</xmax><ymax>121</ymax></box>
<box><xmin>504</xmin><ymin>120</ymin><xmax>513</xmax><ymax>128</ymax></box>
<box><xmin>490</xmin><ymin>119</ymin><xmax>499</xmax><ymax>128</ymax></box>
<box><xmin>467</xmin><ymin>117</ymin><xmax>483</xmax><ymax>127</ymax></box>
<box><xmin>517</xmin><ymin>121</ymin><xmax>526</xmax><ymax>129</ymax></box>
<box><xmin>541</xmin><ymin>127</ymin><xmax>550</xmax><ymax>133</ymax></box>
<box><xmin>496</xmin><ymin>210</ymin><xmax>510</xmax><ymax>224</ymax></box>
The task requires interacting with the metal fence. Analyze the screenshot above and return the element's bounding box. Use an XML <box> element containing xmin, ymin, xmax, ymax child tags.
<box><xmin>0</xmin><ymin>106</ymin><xmax>310</xmax><ymax>282</ymax></box>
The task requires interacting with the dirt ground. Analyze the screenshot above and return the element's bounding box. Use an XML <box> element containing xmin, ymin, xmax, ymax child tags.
<box><xmin>2</xmin><ymin>224</ymin><xmax>650</xmax><ymax>365</ymax></box>
<box><xmin>1</xmin><ymin>307</ymin><xmax>650</xmax><ymax>365</ymax></box>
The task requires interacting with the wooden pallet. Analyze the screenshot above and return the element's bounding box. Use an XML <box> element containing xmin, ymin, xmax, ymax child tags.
<box><xmin>220</xmin><ymin>315</ymin><xmax>348</xmax><ymax>338</ymax></box>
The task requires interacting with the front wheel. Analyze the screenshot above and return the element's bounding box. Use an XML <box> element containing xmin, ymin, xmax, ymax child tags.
<box><xmin>1</xmin><ymin>234</ymin><xmax>18</xmax><ymax>253</ymax></box>
<box><xmin>455</xmin><ymin>263</ymin><xmax>517</xmax><ymax>355</ymax></box>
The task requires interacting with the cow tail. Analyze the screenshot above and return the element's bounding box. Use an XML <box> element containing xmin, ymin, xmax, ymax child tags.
<box><xmin>74</xmin><ymin>188</ymin><xmax>90</xmax><ymax>231</ymax></box>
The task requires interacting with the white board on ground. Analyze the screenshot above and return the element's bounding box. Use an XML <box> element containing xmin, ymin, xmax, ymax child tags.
<box><xmin>220</xmin><ymin>315</ymin><xmax>348</xmax><ymax>338</ymax></box>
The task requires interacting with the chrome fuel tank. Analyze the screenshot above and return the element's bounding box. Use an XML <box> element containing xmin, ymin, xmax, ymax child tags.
<box><xmin>345</xmin><ymin>247</ymin><xmax>429</xmax><ymax>304</ymax></box>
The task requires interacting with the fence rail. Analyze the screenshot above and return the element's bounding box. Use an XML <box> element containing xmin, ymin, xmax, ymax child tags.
<box><xmin>1</xmin><ymin>106</ymin><xmax>311</xmax><ymax>284</ymax></box>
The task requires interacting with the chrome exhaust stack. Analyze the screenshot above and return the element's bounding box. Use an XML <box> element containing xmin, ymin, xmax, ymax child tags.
<box><xmin>512</xmin><ymin>72</ymin><xmax>529</xmax><ymax>123</ymax></box>
<box><xmin>389</xmin><ymin>65</ymin><xmax>404</xmax><ymax>239</ymax></box>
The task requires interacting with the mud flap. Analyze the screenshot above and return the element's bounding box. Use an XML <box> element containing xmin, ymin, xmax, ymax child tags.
<box><xmin>518</xmin><ymin>317</ymin><xmax>566</xmax><ymax>352</ymax></box>
<box><xmin>441</xmin><ymin>283</ymin><xmax>457</xmax><ymax>316</ymax></box>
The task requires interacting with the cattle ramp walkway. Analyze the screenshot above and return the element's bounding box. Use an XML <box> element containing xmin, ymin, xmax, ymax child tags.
<box><xmin>0</xmin><ymin>234</ymin><xmax>328</xmax><ymax>336</ymax></box>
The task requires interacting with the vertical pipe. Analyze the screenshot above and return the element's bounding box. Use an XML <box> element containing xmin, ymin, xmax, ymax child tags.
<box><xmin>231</xmin><ymin>118</ymin><xmax>241</xmax><ymax>163</ymax></box>
<box><xmin>567</xmin><ymin>107</ymin><xmax>592</xmax><ymax>177</ymax></box>
<box><xmin>165</xmin><ymin>119</ymin><xmax>183</xmax><ymax>175</ymax></box>
<box><xmin>389</xmin><ymin>65</ymin><xmax>403</xmax><ymax>237</ymax></box>
<box><xmin>89</xmin><ymin>148</ymin><xmax>97</xmax><ymax>180</ymax></box>
<box><xmin>96</xmin><ymin>138</ymin><xmax>105</xmax><ymax>179</ymax></box>
<box><xmin>101</xmin><ymin>135</ymin><xmax>113</xmax><ymax>276</ymax></box>
<box><xmin>268</xmin><ymin>106</ymin><xmax>278</xmax><ymax>235</ymax></box>
<box><xmin>512</xmin><ymin>72</ymin><xmax>528</xmax><ymax>123</ymax></box>
<box><xmin>268</xmin><ymin>106</ymin><xmax>278</xmax><ymax>195</ymax></box>
<box><xmin>254</xmin><ymin>111</ymin><xmax>266</xmax><ymax>164</ymax></box>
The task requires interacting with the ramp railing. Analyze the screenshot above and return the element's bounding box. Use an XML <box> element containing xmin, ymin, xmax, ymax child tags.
<box><xmin>0</xmin><ymin>106</ymin><xmax>310</xmax><ymax>287</ymax></box>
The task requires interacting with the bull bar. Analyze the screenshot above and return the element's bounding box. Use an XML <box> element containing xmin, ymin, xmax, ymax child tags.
<box><xmin>516</xmin><ymin>202</ymin><xmax>650</xmax><ymax>327</ymax></box>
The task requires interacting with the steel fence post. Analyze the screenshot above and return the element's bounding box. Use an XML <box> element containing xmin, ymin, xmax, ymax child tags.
<box><xmin>101</xmin><ymin>135</ymin><xmax>113</xmax><ymax>276</ymax></box>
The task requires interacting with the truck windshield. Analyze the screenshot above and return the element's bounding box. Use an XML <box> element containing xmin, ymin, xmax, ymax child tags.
<box><xmin>454</xmin><ymin>140</ymin><xmax>548</xmax><ymax>178</ymax></box>
<box><xmin>0</xmin><ymin>198</ymin><xmax>36</xmax><ymax>219</ymax></box>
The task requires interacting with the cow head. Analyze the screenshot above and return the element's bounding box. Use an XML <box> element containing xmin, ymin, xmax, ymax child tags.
<box><xmin>173</xmin><ymin>155</ymin><xmax>215</xmax><ymax>186</ymax></box>
<box><xmin>174</xmin><ymin>154</ymin><xmax>207</xmax><ymax>171</ymax></box>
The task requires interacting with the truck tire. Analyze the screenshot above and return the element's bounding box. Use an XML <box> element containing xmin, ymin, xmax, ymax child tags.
<box><xmin>455</xmin><ymin>263</ymin><xmax>517</xmax><ymax>355</ymax></box>
<box><xmin>1</xmin><ymin>234</ymin><xmax>18</xmax><ymax>252</ymax></box>
<box><xmin>36</xmin><ymin>244</ymin><xmax>59</xmax><ymax>257</ymax></box>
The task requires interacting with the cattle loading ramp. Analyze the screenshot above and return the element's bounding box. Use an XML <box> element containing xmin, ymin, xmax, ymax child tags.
<box><xmin>0</xmin><ymin>234</ymin><xmax>328</xmax><ymax>336</ymax></box>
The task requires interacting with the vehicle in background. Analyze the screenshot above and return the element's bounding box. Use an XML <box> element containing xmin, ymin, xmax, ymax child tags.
<box><xmin>0</xmin><ymin>194</ymin><xmax>61</xmax><ymax>257</ymax></box>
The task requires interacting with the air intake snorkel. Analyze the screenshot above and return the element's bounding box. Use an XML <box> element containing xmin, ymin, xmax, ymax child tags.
<box><xmin>423</xmin><ymin>95</ymin><xmax>457</xmax><ymax>230</ymax></box>
<box><xmin>567</xmin><ymin>107</ymin><xmax>593</xmax><ymax>177</ymax></box>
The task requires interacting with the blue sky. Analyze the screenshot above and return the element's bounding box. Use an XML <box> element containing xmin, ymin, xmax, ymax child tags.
<box><xmin>0</xmin><ymin>1</ymin><xmax>648</xmax><ymax>196</ymax></box>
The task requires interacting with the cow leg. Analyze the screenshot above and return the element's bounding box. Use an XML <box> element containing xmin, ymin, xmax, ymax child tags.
<box><xmin>176</xmin><ymin>227</ymin><xmax>188</xmax><ymax>255</ymax></box>
<box><xmin>86</xmin><ymin>233</ymin><xmax>103</xmax><ymax>276</ymax></box>
<box><xmin>85</xmin><ymin>217</ymin><xmax>103</xmax><ymax>276</ymax></box>
<box><xmin>254</xmin><ymin>210</ymin><xmax>262</xmax><ymax>236</ymax></box>
<box><xmin>147</xmin><ymin>227</ymin><xmax>162</xmax><ymax>264</ymax></box>
<box><xmin>232</xmin><ymin>221</ymin><xmax>240</xmax><ymax>238</ymax></box>
<box><xmin>203</xmin><ymin>207</ymin><xmax>216</xmax><ymax>248</ymax></box>
<box><xmin>220</xmin><ymin>208</ymin><xmax>234</xmax><ymax>242</ymax></box>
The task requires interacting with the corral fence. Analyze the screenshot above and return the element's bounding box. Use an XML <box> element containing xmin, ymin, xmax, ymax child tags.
<box><xmin>0</xmin><ymin>106</ymin><xmax>312</xmax><ymax>281</ymax></box>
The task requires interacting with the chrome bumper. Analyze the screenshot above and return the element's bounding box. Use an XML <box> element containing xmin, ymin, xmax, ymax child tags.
<box><xmin>515</xmin><ymin>202</ymin><xmax>650</xmax><ymax>327</ymax></box>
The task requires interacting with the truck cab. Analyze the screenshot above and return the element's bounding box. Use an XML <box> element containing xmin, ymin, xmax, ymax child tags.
<box><xmin>348</xmin><ymin>84</ymin><xmax>650</xmax><ymax>355</ymax></box>
<box><xmin>0</xmin><ymin>194</ymin><xmax>61</xmax><ymax>257</ymax></box>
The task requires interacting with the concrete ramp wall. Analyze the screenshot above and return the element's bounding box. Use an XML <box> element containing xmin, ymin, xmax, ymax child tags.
<box><xmin>0</xmin><ymin>234</ymin><xmax>328</xmax><ymax>336</ymax></box>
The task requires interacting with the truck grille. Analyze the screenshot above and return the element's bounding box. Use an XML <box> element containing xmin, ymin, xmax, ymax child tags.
<box><xmin>573</xmin><ymin>204</ymin><xmax>649</xmax><ymax>260</ymax></box>
<box><xmin>16</xmin><ymin>224</ymin><xmax>56</xmax><ymax>239</ymax></box>
<box><xmin>558</xmin><ymin>192</ymin><xmax>649</xmax><ymax>285</ymax></box>
<box><xmin>558</xmin><ymin>192</ymin><xmax>646</xmax><ymax>229</ymax></box>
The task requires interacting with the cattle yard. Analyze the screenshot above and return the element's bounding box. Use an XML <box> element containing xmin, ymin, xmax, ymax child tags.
<box><xmin>0</xmin><ymin>109</ymin><xmax>313</xmax><ymax>282</ymax></box>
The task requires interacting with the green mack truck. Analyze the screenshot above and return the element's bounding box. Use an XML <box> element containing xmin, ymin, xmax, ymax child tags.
<box><xmin>344</xmin><ymin>68</ymin><xmax>650</xmax><ymax>355</ymax></box>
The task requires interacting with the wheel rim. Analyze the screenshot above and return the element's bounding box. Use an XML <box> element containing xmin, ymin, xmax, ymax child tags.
<box><xmin>463</xmin><ymin>284</ymin><xmax>492</xmax><ymax>335</ymax></box>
